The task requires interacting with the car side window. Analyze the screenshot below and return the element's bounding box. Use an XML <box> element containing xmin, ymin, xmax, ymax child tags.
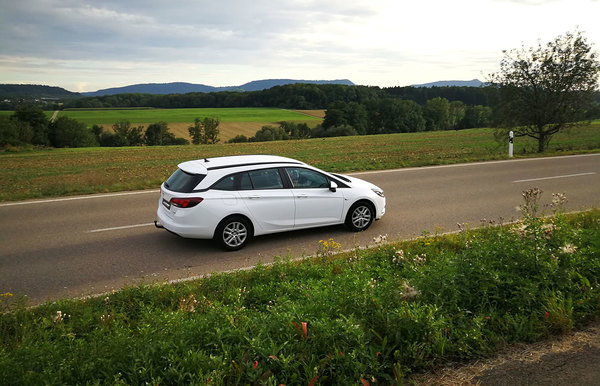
<box><xmin>213</xmin><ymin>172</ymin><xmax>253</xmax><ymax>191</ymax></box>
<box><xmin>212</xmin><ymin>175</ymin><xmax>236</xmax><ymax>191</ymax></box>
<box><xmin>248</xmin><ymin>169</ymin><xmax>284</xmax><ymax>190</ymax></box>
<box><xmin>285</xmin><ymin>167</ymin><xmax>329</xmax><ymax>189</ymax></box>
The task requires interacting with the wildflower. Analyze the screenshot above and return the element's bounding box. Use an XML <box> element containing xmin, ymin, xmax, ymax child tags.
<box><xmin>292</xmin><ymin>321</ymin><xmax>308</xmax><ymax>338</ymax></box>
<box><xmin>373</xmin><ymin>234</ymin><xmax>388</xmax><ymax>244</ymax></box>
<box><xmin>253</xmin><ymin>361</ymin><xmax>258</xmax><ymax>369</ymax></box>
<box><xmin>560</xmin><ymin>244</ymin><xmax>577</xmax><ymax>254</ymax></box>
<box><xmin>551</xmin><ymin>192</ymin><xmax>567</xmax><ymax>211</ymax></box>
<box><xmin>52</xmin><ymin>311</ymin><xmax>65</xmax><ymax>324</ymax></box>
<box><xmin>179</xmin><ymin>294</ymin><xmax>199</xmax><ymax>313</ymax></box>
<box><xmin>400</xmin><ymin>282</ymin><xmax>421</xmax><ymax>300</ymax></box>
<box><xmin>541</xmin><ymin>223</ymin><xmax>556</xmax><ymax>239</ymax></box>
<box><xmin>545</xmin><ymin>312</ymin><xmax>550</xmax><ymax>319</ymax></box>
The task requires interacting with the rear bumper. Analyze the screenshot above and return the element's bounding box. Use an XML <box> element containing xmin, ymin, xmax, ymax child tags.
<box><xmin>156</xmin><ymin>207</ymin><xmax>215</xmax><ymax>239</ymax></box>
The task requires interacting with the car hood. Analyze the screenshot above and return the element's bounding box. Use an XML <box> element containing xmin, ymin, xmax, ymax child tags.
<box><xmin>337</xmin><ymin>174</ymin><xmax>382</xmax><ymax>191</ymax></box>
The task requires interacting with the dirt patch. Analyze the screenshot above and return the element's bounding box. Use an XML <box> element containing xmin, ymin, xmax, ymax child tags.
<box><xmin>411</xmin><ymin>321</ymin><xmax>600</xmax><ymax>385</ymax></box>
<box><xmin>290</xmin><ymin>109</ymin><xmax>326</xmax><ymax>118</ymax></box>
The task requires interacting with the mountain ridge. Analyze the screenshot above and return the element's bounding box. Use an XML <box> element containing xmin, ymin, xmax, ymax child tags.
<box><xmin>411</xmin><ymin>79</ymin><xmax>484</xmax><ymax>88</ymax></box>
<box><xmin>81</xmin><ymin>79</ymin><xmax>356</xmax><ymax>96</ymax></box>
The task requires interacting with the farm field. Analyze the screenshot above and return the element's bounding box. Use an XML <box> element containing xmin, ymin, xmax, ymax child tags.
<box><xmin>1</xmin><ymin>123</ymin><xmax>599</xmax><ymax>202</ymax></box>
<box><xmin>1</xmin><ymin>108</ymin><xmax>325</xmax><ymax>141</ymax></box>
<box><xmin>58</xmin><ymin>108</ymin><xmax>324</xmax><ymax>141</ymax></box>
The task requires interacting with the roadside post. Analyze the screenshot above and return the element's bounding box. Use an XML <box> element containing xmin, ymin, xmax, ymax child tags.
<box><xmin>509</xmin><ymin>130</ymin><xmax>514</xmax><ymax>158</ymax></box>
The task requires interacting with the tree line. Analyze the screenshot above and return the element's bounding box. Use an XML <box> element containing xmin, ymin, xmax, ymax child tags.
<box><xmin>228</xmin><ymin>97</ymin><xmax>493</xmax><ymax>144</ymax></box>
<box><xmin>57</xmin><ymin>83</ymin><xmax>491</xmax><ymax>110</ymax></box>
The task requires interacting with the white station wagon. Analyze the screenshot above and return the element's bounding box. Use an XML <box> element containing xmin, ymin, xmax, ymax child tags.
<box><xmin>155</xmin><ymin>155</ymin><xmax>385</xmax><ymax>250</ymax></box>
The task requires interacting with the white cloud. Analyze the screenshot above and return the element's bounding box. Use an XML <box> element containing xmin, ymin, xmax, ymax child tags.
<box><xmin>0</xmin><ymin>0</ymin><xmax>598</xmax><ymax>91</ymax></box>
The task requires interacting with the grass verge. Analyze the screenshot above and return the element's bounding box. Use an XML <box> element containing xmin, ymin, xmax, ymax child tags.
<box><xmin>1</xmin><ymin>200</ymin><xmax>599</xmax><ymax>384</ymax></box>
<box><xmin>1</xmin><ymin>124</ymin><xmax>599</xmax><ymax>202</ymax></box>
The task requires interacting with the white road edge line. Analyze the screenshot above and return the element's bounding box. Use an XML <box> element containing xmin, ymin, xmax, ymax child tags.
<box><xmin>0</xmin><ymin>189</ymin><xmax>160</xmax><ymax>207</ymax></box>
<box><xmin>351</xmin><ymin>153</ymin><xmax>599</xmax><ymax>175</ymax></box>
<box><xmin>512</xmin><ymin>172</ymin><xmax>596</xmax><ymax>183</ymax></box>
<box><xmin>88</xmin><ymin>223</ymin><xmax>155</xmax><ymax>233</ymax></box>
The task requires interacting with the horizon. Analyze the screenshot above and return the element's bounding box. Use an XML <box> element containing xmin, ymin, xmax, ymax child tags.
<box><xmin>1</xmin><ymin>1</ymin><xmax>597</xmax><ymax>92</ymax></box>
<box><xmin>1</xmin><ymin>78</ymin><xmax>485</xmax><ymax>94</ymax></box>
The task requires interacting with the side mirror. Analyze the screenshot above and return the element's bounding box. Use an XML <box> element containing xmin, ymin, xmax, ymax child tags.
<box><xmin>329</xmin><ymin>181</ymin><xmax>338</xmax><ymax>192</ymax></box>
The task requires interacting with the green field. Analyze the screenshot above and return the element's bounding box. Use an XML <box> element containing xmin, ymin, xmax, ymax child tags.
<box><xmin>57</xmin><ymin>108</ymin><xmax>322</xmax><ymax>125</ymax></box>
<box><xmin>1</xmin><ymin>124</ymin><xmax>599</xmax><ymax>202</ymax></box>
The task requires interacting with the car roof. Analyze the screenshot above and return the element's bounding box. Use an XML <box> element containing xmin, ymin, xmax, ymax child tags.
<box><xmin>178</xmin><ymin>155</ymin><xmax>304</xmax><ymax>175</ymax></box>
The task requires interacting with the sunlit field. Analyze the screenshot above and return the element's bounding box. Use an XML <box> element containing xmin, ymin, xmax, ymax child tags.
<box><xmin>1</xmin><ymin>124</ymin><xmax>599</xmax><ymax>202</ymax></box>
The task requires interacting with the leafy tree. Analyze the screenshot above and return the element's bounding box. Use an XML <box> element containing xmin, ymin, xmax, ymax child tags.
<box><xmin>280</xmin><ymin>121</ymin><xmax>311</xmax><ymax>139</ymax></box>
<box><xmin>49</xmin><ymin>116</ymin><xmax>98</xmax><ymax>147</ymax></box>
<box><xmin>311</xmin><ymin>124</ymin><xmax>357</xmax><ymax>138</ymax></box>
<box><xmin>251</xmin><ymin>125</ymin><xmax>289</xmax><ymax>142</ymax></box>
<box><xmin>112</xmin><ymin>120</ymin><xmax>144</xmax><ymax>146</ymax></box>
<box><xmin>366</xmin><ymin>99</ymin><xmax>425</xmax><ymax>134</ymax></box>
<box><xmin>227</xmin><ymin>134</ymin><xmax>249</xmax><ymax>143</ymax></box>
<box><xmin>0</xmin><ymin>115</ymin><xmax>33</xmax><ymax>145</ymax></box>
<box><xmin>449</xmin><ymin>101</ymin><xmax>466</xmax><ymax>129</ymax></box>
<box><xmin>458</xmin><ymin>105</ymin><xmax>493</xmax><ymax>129</ymax></box>
<box><xmin>201</xmin><ymin>117</ymin><xmax>220</xmax><ymax>144</ymax></box>
<box><xmin>423</xmin><ymin>97</ymin><xmax>451</xmax><ymax>130</ymax></box>
<box><xmin>323</xmin><ymin>101</ymin><xmax>368</xmax><ymax>134</ymax></box>
<box><xmin>489</xmin><ymin>30</ymin><xmax>600</xmax><ymax>152</ymax></box>
<box><xmin>188</xmin><ymin>117</ymin><xmax>220</xmax><ymax>144</ymax></box>
<box><xmin>11</xmin><ymin>104</ymin><xmax>49</xmax><ymax>145</ymax></box>
<box><xmin>188</xmin><ymin>118</ymin><xmax>203</xmax><ymax>144</ymax></box>
<box><xmin>91</xmin><ymin>124</ymin><xmax>104</xmax><ymax>142</ymax></box>
<box><xmin>145</xmin><ymin>121</ymin><xmax>176</xmax><ymax>145</ymax></box>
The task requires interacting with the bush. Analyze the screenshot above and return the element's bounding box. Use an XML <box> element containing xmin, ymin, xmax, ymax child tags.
<box><xmin>311</xmin><ymin>124</ymin><xmax>357</xmax><ymax>138</ymax></box>
<box><xmin>49</xmin><ymin>116</ymin><xmax>98</xmax><ymax>148</ymax></box>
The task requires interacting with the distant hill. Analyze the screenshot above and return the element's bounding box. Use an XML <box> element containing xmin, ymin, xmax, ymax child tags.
<box><xmin>411</xmin><ymin>79</ymin><xmax>485</xmax><ymax>88</ymax></box>
<box><xmin>0</xmin><ymin>84</ymin><xmax>81</xmax><ymax>99</ymax></box>
<box><xmin>82</xmin><ymin>79</ymin><xmax>355</xmax><ymax>96</ymax></box>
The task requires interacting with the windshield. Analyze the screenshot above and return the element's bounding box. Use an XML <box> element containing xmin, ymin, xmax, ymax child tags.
<box><xmin>164</xmin><ymin>169</ymin><xmax>205</xmax><ymax>193</ymax></box>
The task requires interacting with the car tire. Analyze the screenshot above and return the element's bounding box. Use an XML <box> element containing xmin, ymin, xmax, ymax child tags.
<box><xmin>345</xmin><ymin>201</ymin><xmax>375</xmax><ymax>232</ymax></box>
<box><xmin>215</xmin><ymin>216</ymin><xmax>252</xmax><ymax>251</ymax></box>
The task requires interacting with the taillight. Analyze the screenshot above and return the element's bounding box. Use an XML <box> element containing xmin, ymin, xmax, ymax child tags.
<box><xmin>171</xmin><ymin>197</ymin><xmax>204</xmax><ymax>208</ymax></box>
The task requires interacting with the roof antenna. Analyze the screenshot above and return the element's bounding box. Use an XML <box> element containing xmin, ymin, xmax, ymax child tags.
<box><xmin>204</xmin><ymin>158</ymin><xmax>210</xmax><ymax>162</ymax></box>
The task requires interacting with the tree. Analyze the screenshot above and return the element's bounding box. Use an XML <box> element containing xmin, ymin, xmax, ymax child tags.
<box><xmin>110</xmin><ymin>120</ymin><xmax>144</xmax><ymax>146</ymax></box>
<box><xmin>449</xmin><ymin>101</ymin><xmax>466</xmax><ymax>129</ymax></box>
<box><xmin>188</xmin><ymin>118</ymin><xmax>203</xmax><ymax>144</ymax></box>
<box><xmin>0</xmin><ymin>115</ymin><xmax>33</xmax><ymax>146</ymax></box>
<box><xmin>145</xmin><ymin>121</ymin><xmax>176</xmax><ymax>145</ymax></box>
<box><xmin>49</xmin><ymin>116</ymin><xmax>98</xmax><ymax>147</ymax></box>
<box><xmin>188</xmin><ymin>117</ymin><xmax>220</xmax><ymax>144</ymax></box>
<box><xmin>423</xmin><ymin>97</ymin><xmax>451</xmax><ymax>130</ymax></box>
<box><xmin>11</xmin><ymin>104</ymin><xmax>49</xmax><ymax>145</ymax></box>
<box><xmin>201</xmin><ymin>117</ymin><xmax>220</xmax><ymax>144</ymax></box>
<box><xmin>489</xmin><ymin>30</ymin><xmax>600</xmax><ymax>152</ymax></box>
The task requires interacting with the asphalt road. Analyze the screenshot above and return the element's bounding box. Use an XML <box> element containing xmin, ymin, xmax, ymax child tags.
<box><xmin>1</xmin><ymin>154</ymin><xmax>598</xmax><ymax>305</ymax></box>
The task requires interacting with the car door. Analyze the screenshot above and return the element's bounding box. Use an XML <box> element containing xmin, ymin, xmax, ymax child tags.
<box><xmin>239</xmin><ymin>168</ymin><xmax>295</xmax><ymax>233</ymax></box>
<box><xmin>285</xmin><ymin>167</ymin><xmax>345</xmax><ymax>227</ymax></box>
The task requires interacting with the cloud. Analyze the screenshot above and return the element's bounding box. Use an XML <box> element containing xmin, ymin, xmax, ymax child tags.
<box><xmin>0</xmin><ymin>0</ymin><xmax>598</xmax><ymax>90</ymax></box>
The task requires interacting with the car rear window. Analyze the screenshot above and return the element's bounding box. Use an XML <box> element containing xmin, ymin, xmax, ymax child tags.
<box><xmin>164</xmin><ymin>169</ymin><xmax>206</xmax><ymax>193</ymax></box>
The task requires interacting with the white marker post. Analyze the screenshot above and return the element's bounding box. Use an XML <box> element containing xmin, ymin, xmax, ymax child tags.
<box><xmin>509</xmin><ymin>130</ymin><xmax>514</xmax><ymax>158</ymax></box>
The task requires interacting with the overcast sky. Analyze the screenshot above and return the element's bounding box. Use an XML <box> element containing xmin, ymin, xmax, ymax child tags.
<box><xmin>0</xmin><ymin>0</ymin><xmax>598</xmax><ymax>92</ymax></box>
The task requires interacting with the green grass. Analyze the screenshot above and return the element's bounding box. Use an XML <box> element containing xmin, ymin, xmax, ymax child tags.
<box><xmin>56</xmin><ymin>108</ymin><xmax>322</xmax><ymax>125</ymax></box>
<box><xmin>1</xmin><ymin>207</ymin><xmax>598</xmax><ymax>384</ymax></box>
<box><xmin>1</xmin><ymin>124</ymin><xmax>599</xmax><ymax>202</ymax></box>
